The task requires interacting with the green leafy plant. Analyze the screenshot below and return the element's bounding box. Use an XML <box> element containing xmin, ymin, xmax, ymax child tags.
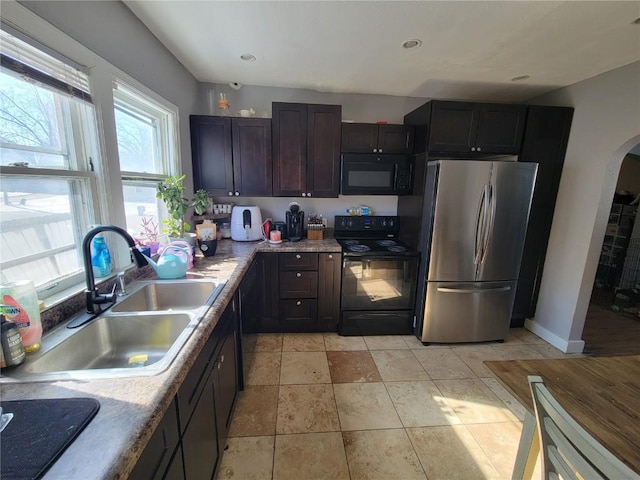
<box><xmin>192</xmin><ymin>189</ymin><xmax>210</xmax><ymax>216</ymax></box>
<box><xmin>156</xmin><ymin>175</ymin><xmax>191</xmax><ymax>238</ymax></box>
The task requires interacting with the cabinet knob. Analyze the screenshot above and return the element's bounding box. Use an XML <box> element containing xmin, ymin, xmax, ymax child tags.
<box><xmin>378</xmin><ymin>149</ymin><xmax>383</xmax><ymax>153</ymax></box>
<box><xmin>296</xmin><ymin>254</ymin><xmax>301</xmax><ymax>259</ymax></box>
<box><xmin>471</xmin><ymin>147</ymin><xmax>476</xmax><ymax>152</ymax></box>
<box><xmin>302</xmin><ymin>193</ymin><xmax>306</xmax><ymax>197</ymax></box>
<box><xmin>476</xmin><ymin>147</ymin><xmax>481</xmax><ymax>152</ymax></box>
<box><xmin>228</xmin><ymin>191</ymin><xmax>233</xmax><ymax>196</ymax></box>
<box><xmin>220</xmin><ymin>354</ymin><xmax>224</xmax><ymax>363</ymax></box>
<box><xmin>217</xmin><ymin>361</ymin><xmax>221</xmax><ymax>370</ymax></box>
<box><xmin>296</xmin><ymin>301</ymin><xmax>301</xmax><ymax>306</ymax></box>
<box><xmin>373</xmin><ymin>148</ymin><xmax>377</xmax><ymax>153</ymax></box>
<box><xmin>235</xmin><ymin>191</ymin><xmax>240</xmax><ymax>196</ymax></box>
<box><xmin>296</xmin><ymin>272</ymin><xmax>302</xmax><ymax>278</ymax></box>
<box><xmin>328</xmin><ymin>254</ymin><xmax>333</xmax><ymax>259</ymax></box>
<box><xmin>307</xmin><ymin>192</ymin><xmax>312</xmax><ymax>197</ymax></box>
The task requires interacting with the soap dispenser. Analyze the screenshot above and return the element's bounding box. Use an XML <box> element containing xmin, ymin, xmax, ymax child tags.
<box><xmin>0</xmin><ymin>305</ymin><xmax>26</xmax><ymax>369</ymax></box>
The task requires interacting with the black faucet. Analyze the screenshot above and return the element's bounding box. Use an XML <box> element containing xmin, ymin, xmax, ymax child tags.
<box><xmin>83</xmin><ymin>225</ymin><xmax>148</xmax><ymax>314</ymax></box>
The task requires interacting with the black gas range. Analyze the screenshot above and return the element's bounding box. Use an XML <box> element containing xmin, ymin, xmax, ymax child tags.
<box><xmin>334</xmin><ymin>216</ymin><xmax>419</xmax><ymax>335</ymax></box>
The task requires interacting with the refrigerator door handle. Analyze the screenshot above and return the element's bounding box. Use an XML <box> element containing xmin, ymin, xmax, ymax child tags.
<box><xmin>436</xmin><ymin>286</ymin><xmax>511</xmax><ymax>294</ymax></box>
<box><xmin>480</xmin><ymin>183</ymin><xmax>496</xmax><ymax>264</ymax></box>
<box><xmin>474</xmin><ymin>185</ymin><xmax>488</xmax><ymax>265</ymax></box>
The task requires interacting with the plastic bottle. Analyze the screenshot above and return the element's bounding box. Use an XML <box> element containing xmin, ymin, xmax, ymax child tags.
<box><xmin>91</xmin><ymin>235</ymin><xmax>112</xmax><ymax>278</ymax></box>
<box><xmin>0</xmin><ymin>306</ymin><xmax>26</xmax><ymax>368</ymax></box>
<box><xmin>0</xmin><ymin>281</ymin><xmax>42</xmax><ymax>353</ymax></box>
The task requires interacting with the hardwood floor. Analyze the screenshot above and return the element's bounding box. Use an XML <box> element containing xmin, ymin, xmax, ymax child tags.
<box><xmin>583</xmin><ymin>302</ymin><xmax>640</xmax><ymax>356</ymax></box>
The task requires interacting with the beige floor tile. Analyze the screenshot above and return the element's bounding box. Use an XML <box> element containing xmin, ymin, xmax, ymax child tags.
<box><xmin>333</xmin><ymin>382</ymin><xmax>403</xmax><ymax>431</ymax></box>
<box><xmin>276</xmin><ymin>384</ymin><xmax>340</xmax><ymax>434</ymax></box>
<box><xmin>503</xmin><ymin>332</ymin><xmax>525</xmax><ymax>344</ymax></box>
<box><xmin>364</xmin><ymin>335</ymin><xmax>411</xmax><ymax>350</ymax></box>
<box><xmin>385</xmin><ymin>381</ymin><xmax>461</xmax><ymax>427</ymax></box>
<box><xmin>282</xmin><ymin>333</ymin><xmax>326</xmax><ymax>351</ymax></box>
<box><xmin>343</xmin><ymin>429</ymin><xmax>426</xmax><ymax>480</ymax></box>
<box><xmin>450</xmin><ymin>344</ymin><xmax>504</xmax><ymax>377</ymax></box>
<box><xmin>481</xmin><ymin>377</ymin><xmax>527</xmax><ymax>421</ymax></box>
<box><xmin>412</xmin><ymin>347</ymin><xmax>476</xmax><ymax>380</ymax></box>
<box><xmin>273</xmin><ymin>432</ymin><xmax>349</xmax><ymax>480</ymax></box>
<box><xmin>465</xmin><ymin>422</ymin><xmax>525</xmax><ymax>479</ymax></box>
<box><xmin>326</xmin><ymin>351</ymin><xmax>382</xmax><ymax>383</ymax></box>
<box><xmin>215</xmin><ymin>436</ymin><xmax>274</xmax><ymax>480</ymax></box>
<box><xmin>435</xmin><ymin>378</ymin><xmax>515</xmax><ymax>424</ymax></box>
<box><xmin>280</xmin><ymin>351</ymin><xmax>331</xmax><ymax>384</ymax></box>
<box><xmin>508</xmin><ymin>327</ymin><xmax>547</xmax><ymax>344</ymax></box>
<box><xmin>492</xmin><ymin>344</ymin><xmax>545</xmax><ymax>361</ymax></box>
<box><xmin>254</xmin><ymin>333</ymin><xmax>283</xmax><ymax>351</ymax></box>
<box><xmin>402</xmin><ymin>334</ymin><xmax>426</xmax><ymax>348</ymax></box>
<box><xmin>229</xmin><ymin>385</ymin><xmax>279</xmax><ymax>436</ymax></box>
<box><xmin>370</xmin><ymin>350</ymin><xmax>429</xmax><ymax>381</ymax></box>
<box><xmin>407</xmin><ymin>425</ymin><xmax>502</xmax><ymax>479</ymax></box>
<box><xmin>244</xmin><ymin>352</ymin><xmax>281</xmax><ymax>385</ymax></box>
<box><xmin>323</xmin><ymin>333</ymin><xmax>368</xmax><ymax>351</ymax></box>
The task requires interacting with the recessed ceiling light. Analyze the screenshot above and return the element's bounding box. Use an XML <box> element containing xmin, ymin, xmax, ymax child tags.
<box><xmin>511</xmin><ymin>75</ymin><xmax>530</xmax><ymax>82</ymax></box>
<box><xmin>240</xmin><ymin>54</ymin><xmax>256</xmax><ymax>62</ymax></box>
<box><xmin>402</xmin><ymin>39</ymin><xmax>422</xmax><ymax>49</ymax></box>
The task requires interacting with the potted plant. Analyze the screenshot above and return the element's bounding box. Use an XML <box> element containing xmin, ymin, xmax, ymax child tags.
<box><xmin>192</xmin><ymin>189</ymin><xmax>210</xmax><ymax>216</ymax></box>
<box><xmin>137</xmin><ymin>216</ymin><xmax>160</xmax><ymax>254</ymax></box>
<box><xmin>156</xmin><ymin>174</ymin><xmax>192</xmax><ymax>240</ymax></box>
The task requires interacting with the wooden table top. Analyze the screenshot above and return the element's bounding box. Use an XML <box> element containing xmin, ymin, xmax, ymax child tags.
<box><xmin>485</xmin><ymin>355</ymin><xmax>640</xmax><ymax>474</ymax></box>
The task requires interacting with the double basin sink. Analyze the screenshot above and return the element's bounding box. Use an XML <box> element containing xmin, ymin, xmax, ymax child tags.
<box><xmin>1</xmin><ymin>279</ymin><xmax>226</xmax><ymax>383</ymax></box>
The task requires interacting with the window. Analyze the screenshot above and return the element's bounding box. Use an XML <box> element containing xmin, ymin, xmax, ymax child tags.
<box><xmin>0</xmin><ymin>28</ymin><xmax>100</xmax><ymax>297</ymax></box>
<box><xmin>113</xmin><ymin>80</ymin><xmax>178</xmax><ymax>243</ymax></box>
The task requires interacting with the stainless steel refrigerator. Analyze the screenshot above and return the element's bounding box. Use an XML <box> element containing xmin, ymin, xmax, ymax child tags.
<box><xmin>418</xmin><ymin>159</ymin><xmax>537</xmax><ymax>343</ymax></box>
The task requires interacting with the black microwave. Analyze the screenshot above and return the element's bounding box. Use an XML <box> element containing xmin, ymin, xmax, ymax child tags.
<box><xmin>341</xmin><ymin>154</ymin><xmax>413</xmax><ymax>195</ymax></box>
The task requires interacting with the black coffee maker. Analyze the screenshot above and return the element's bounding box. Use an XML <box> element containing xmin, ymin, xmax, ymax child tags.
<box><xmin>285</xmin><ymin>203</ymin><xmax>304</xmax><ymax>242</ymax></box>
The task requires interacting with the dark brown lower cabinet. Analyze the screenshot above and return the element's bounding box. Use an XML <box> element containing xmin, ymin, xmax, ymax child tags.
<box><xmin>132</xmin><ymin>298</ymin><xmax>238</xmax><ymax>480</ymax></box>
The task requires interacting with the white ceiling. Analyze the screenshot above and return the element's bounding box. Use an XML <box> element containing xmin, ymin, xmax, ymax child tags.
<box><xmin>124</xmin><ymin>1</ymin><xmax>640</xmax><ymax>102</ymax></box>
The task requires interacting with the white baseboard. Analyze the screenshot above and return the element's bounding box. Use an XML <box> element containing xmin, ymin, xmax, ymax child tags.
<box><xmin>524</xmin><ymin>319</ymin><xmax>585</xmax><ymax>354</ymax></box>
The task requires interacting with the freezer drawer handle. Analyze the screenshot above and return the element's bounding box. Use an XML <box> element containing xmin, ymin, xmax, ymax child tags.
<box><xmin>436</xmin><ymin>286</ymin><xmax>511</xmax><ymax>294</ymax></box>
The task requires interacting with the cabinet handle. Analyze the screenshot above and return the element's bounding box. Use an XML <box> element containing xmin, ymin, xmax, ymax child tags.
<box><xmin>296</xmin><ymin>272</ymin><xmax>302</xmax><ymax>278</ymax></box>
<box><xmin>217</xmin><ymin>361</ymin><xmax>221</xmax><ymax>370</ymax></box>
<box><xmin>307</xmin><ymin>192</ymin><xmax>312</xmax><ymax>197</ymax></box>
<box><xmin>220</xmin><ymin>354</ymin><xmax>224</xmax><ymax>363</ymax></box>
<box><xmin>471</xmin><ymin>147</ymin><xmax>476</xmax><ymax>152</ymax></box>
<box><xmin>235</xmin><ymin>191</ymin><xmax>240</xmax><ymax>196</ymax></box>
<box><xmin>296</xmin><ymin>301</ymin><xmax>301</xmax><ymax>306</ymax></box>
<box><xmin>296</xmin><ymin>254</ymin><xmax>301</xmax><ymax>259</ymax></box>
<box><xmin>373</xmin><ymin>148</ymin><xmax>377</xmax><ymax>153</ymax></box>
<box><xmin>477</xmin><ymin>147</ymin><xmax>481</xmax><ymax>152</ymax></box>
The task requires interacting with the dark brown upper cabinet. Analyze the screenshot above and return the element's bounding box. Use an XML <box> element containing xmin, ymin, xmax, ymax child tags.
<box><xmin>405</xmin><ymin>100</ymin><xmax>527</xmax><ymax>155</ymax></box>
<box><xmin>190</xmin><ymin>115</ymin><xmax>272</xmax><ymax>197</ymax></box>
<box><xmin>341</xmin><ymin>123</ymin><xmax>414</xmax><ymax>154</ymax></box>
<box><xmin>272</xmin><ymin>102</ymin><xmax>341</xmax><ymax>198</ymax></box>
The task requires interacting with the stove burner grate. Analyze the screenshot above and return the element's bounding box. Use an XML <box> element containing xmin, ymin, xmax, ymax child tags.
<box><xmin>348</xmin><ymin>244</ymin><xmax>371</xmax><ymax>252</ymax></box>
<box><xmin>376</xmin><ymin>240</ymin><xmax>397</xmax><ymax>247</ymax></box>
<box><xmin>387</xmin><ymin>245</ymin><xmax>407</xmax><ymax>252</ymax></box>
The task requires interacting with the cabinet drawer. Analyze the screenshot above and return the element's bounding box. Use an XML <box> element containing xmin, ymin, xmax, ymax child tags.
<box><xmin>279</xmin><ymin>299</ymin><xmax>318</xmax><ymax>324</ymax></box>
<box><xmin>279</xmin><ymin>271</ymin><xmax>318</xmax><ymax>298</ymax></box>
<box><xmin>279</xmin><ymin>252</ymin><xmax>318</xmax><ymax>270</ymax></box>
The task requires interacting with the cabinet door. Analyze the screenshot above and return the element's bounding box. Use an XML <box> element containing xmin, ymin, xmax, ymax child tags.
<box><xmin>232</xmin><ymin>118</ymin><xmax>272</xmax><ymax>196</ymax></box>
<box><xmin>341</xmin><ymin>123</ymin><xmax>378</xmax><ymax>153</ymax></box>
<box><xmin>213</xmin><ymin>325</ymin><xmax>238</xmax><ymax>451</ymax></box>
<box><xmin>164</xmin><ymin>446</ymin><xmax>184</xmax><ymax>480</ymax></box>
<box><xmin>513</xmin><ymin>106</ymin><xmax>573</xmax><ymax>322</ymax></box>
<box><xmin>279</xmin><ymin>271</ymin><xmax>319</xmax><ymax>298</ymax></box>
<box><xmin>258</xmin><ymin>253</ymin><xmax>279</xmax><ymax>332</ymax></box>
<box><xmin>377</xmin><ymin>125</ymin><xmax>414</xmax><ymax>154</ymax></box>
<box><xmin>279</xmin><ymin>252</ymin><xmax>318</xmax><ymax>270</ymax></box>
<box><xmin>428</xmin><ymin>101</ymin><xmax>477</xmax><ymax>153</ymax></box>
<box><xmin>475</xmin><ymin>104</ymin><xmax>527</xmax><ymax>154</ymax></box>
<box><xmin>279</xmin><ymin>299</ymin><xmax>318</xmax><ymax>330</ymax></box>
<box><xmin>182</xmin><ymin>366</ymin><xmax>218</xmax><ymax>480</ymax></box>
<box><xmin>239</xmin><ymin>259</ymin><xmax>259</xmax><ymax>334</ymax></box>
<box><xmin>273</xmin><ymin>102</ymin><xmax>307</xmax><ymax>196</ymax></box>
<box><xmin>190</xmin><ymin>115</ymin><xmax>234</xmax><ymax>196</ymax></box>
<box><xmin>307</xmin><ymin>104</ymin><xmax>341</xmax><ymax>197</ymax></box>
<box><xmin>317</xmin><ymin>253</ymin><xmax>341</xmax><ymax>331</ymax></box>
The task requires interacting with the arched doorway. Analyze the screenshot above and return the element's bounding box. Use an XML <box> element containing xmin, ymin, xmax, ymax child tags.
<box><xmin>585</xmin><ymin>142</ymin><xmax>640</xmax><ymax>355</ymax></box>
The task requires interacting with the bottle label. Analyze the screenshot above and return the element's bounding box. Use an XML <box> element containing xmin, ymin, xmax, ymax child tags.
<box><xmin>2</xmin><ymin>295</ymin><xmax>31</xmax><ymax>328</ymax></box>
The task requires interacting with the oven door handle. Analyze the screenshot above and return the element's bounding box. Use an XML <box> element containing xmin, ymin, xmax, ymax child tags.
<box><xmin>436</xmin><ymin>286</ymin><xmax>511</xmax><ymax>294</ymax></box>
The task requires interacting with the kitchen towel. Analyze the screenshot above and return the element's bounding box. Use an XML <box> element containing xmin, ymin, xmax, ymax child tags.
<box><xmin>0</xmin><ymin>398</ymin><xmax>100</xmax><ymax>480</ymax></box>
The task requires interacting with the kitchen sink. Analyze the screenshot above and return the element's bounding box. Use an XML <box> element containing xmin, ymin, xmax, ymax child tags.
<box><xmin>24</xmin><ymin>313</ymin><xmax>192</xmax><ymax>374</ymax></box>
<box><xmin>1</xmin><ymin>278</ymin><xmax>227</xmax><ymax>383</ymax></box>
<box><xmin>111</xmin><ymin>280</ymin><xmax>224</xmax><ymax>312</ymax></box>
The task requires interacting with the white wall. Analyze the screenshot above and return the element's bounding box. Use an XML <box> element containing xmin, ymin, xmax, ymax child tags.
<box><xmin>524</xmin><ymin>62</ymin><xmax>640</xmax><ymax>352</ymax></box>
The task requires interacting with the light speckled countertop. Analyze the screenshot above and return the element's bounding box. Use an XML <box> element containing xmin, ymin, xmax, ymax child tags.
<box><xmin>1</xmin><ymin>238</ymin><xmax>340</xmax><ymax>480</ymax></box>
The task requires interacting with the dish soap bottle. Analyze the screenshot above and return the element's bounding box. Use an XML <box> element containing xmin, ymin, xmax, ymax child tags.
<box><xmin>0</xmin><ymin>306</ymin><xmax>26</xmax><ymax>369</ymax></box>
<box><xmin>0</xmin><ymin>281</ymin><xmax>42</xmax><ymax>353</ymax></box>
<box><xmin>91</xmin><ymin>234</ymin><xmax>112</xmax><ymax>278</ymax></box>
